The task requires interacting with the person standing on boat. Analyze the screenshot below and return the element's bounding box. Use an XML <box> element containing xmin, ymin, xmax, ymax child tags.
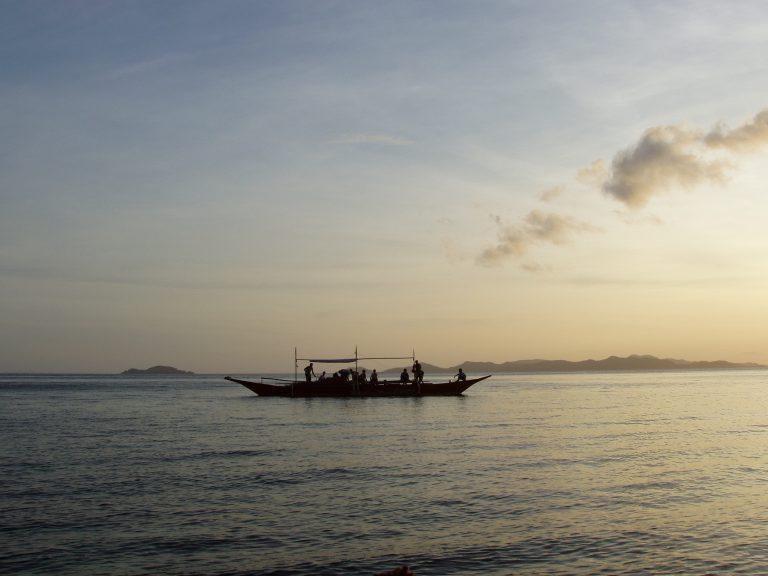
<box><xmin>304</xmin><ymin>362</ymin><xmax>316</xmax><ymax>383</ymax></box>
<box><xmin>454</xmin><ymin>368</ymin><xmax>466</xmax><ymax>382</ymax></box>
<box><xmin>370</xmin><ymin>369</ymin><xmax>379</xmax><ymax>384</ymax></box>
<box><xmin>414</xmin><ymin>360</ymin><xmax>424</xmax><ymax>384</ymax></box>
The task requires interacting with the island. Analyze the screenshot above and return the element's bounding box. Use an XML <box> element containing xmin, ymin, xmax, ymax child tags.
<box><xmin>121</xmin><ymin>365</ymin><xmax>194</xmax><ymax>375</ymax></box>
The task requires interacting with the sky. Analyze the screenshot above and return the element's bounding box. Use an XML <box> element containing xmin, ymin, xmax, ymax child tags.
<box><xmin>2</xmin><ymin>1</ymin><xmax>768</xmax><ymax>373</ymax></box>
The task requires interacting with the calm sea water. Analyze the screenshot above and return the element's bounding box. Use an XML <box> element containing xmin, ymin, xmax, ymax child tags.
<box><xmin>2</xmin><ymin>370</ymin><xmax>768</xmax><ymax>575</ymax></box>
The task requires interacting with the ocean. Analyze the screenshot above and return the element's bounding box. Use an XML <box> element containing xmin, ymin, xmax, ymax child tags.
<box><xmin>2</xmin><ymin>370</ymin><xmax>768</xmax><ymax>575</ymax></box>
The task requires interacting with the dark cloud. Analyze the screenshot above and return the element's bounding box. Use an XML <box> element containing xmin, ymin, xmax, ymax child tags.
<box><xmin>602</xmin><ymin>125</ymin><xmax>728</xmax><ymax>208</ymax></box>
<box><xmin>603</xmin><ymin>109</ymin><xmax>768</xmax><ymax>208</ymax></box>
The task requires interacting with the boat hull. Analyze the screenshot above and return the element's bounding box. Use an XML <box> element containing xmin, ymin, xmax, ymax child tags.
<box><xmin>225</xmin><ymin>375</ymin><xmax>490</xmax><ymax>397</ymax></box>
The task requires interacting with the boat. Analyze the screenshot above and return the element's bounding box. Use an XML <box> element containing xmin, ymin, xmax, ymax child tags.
<box><xmin>225</xmin><ymin>373</ymin><xmax>490</xmax><ymax>397</ymax></box>
<box><xmin>225</xmin><ymin>349</ymin><xmax>491</xmax><ymax>398</ymax></box>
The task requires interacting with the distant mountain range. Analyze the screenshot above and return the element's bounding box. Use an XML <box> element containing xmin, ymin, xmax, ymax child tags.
<box><xmin>383</xmin><ymin>355</ymin><xmax>764</xmax><ymax>374</ymax></box>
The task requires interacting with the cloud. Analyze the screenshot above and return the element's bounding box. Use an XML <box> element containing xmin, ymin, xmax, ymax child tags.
<box><xmin>576</xmin><ymin>159</ymin><xmax>608</xmax><ymax>186</ymax></box>
<box><xmin>107</xmin><ymin>54</ymin><xmax>185</xmax><ymax>78</ymax></box>
<box><xmin>704</xmin><ymin>109</ymin><xmax>768</xmax><ymax>152</ymax></box>
<box><xmin>618</xmin><ymin>212</ymin><xmax>664</xmax><ymax>226</ymax></box>
<box><xmin>477</xmin><ymin>108</ymin><xmax>768</xmax><ymax>268</ymax></box>
<box><xmin>602</xmin><ymin>108</ymin><xmax>768</xmax><ymax>208</ymax></box>
<box><xmin>521</xmin><ymin>261</ymin><xmax>552</xmax><ymax>274</ymax></box>
<box><xmin>329</xmin><ymin>133</ymin><xmax>415</xmax><ymax>146</ymax></box>
<box><xmin>539</xmin><ymin>186</ymin><xmax>563</xmax><ymax>202</ymax></box>
<box><xmin>525</xmin><ymin>210</ymin><xmax>598</xmax><ymax>243</ymax></box>
<box><xmin>602</xmin><ymin>125</ymin><xmax>729</xmax><ymax>208</ymax></box>
<box><xmin>477</xmin><ymin>210</ymin><xmax>599</xmax><ymax>267</ymax></box>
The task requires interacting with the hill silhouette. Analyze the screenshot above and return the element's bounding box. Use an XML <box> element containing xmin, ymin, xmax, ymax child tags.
<box><xmin>382</xmin><ymin>355</ymin><xmax>763</xmax><ymax>374</ymax></box>
<box><xmin>122</xmin><ymin>365</ymin><xmax>193</xmax><ymax>375</ymax></box>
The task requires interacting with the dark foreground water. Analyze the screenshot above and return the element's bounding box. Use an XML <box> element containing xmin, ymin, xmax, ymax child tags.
<box><xmin>2</xmin><ymin>370</ymin><xmax>768</xmax><ymax>575</ymax></box>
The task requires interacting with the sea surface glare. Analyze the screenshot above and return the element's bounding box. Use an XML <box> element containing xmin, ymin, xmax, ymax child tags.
<box><xmin>2</xmin><ymin>371</ymin><xmax>768</xmax><ymax>575</ymax></box>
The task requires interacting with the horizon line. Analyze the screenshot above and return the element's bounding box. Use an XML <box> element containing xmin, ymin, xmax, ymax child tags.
<box><xmin>2</xmin><ymin>353</ymin><xmax>766</xmax><ymax>375</ymax></box>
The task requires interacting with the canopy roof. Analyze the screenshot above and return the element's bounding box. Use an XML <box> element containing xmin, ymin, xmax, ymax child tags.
<box><xmin>299</xmin><ymin>355</ymin><xmax>413</xmax><ymax>364</ymax></box>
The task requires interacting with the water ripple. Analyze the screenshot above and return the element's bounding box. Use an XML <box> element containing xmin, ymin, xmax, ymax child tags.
<box><xmin>4</xmin><ymin>371</ymin><xmax>768</xmax><ymax>575</ymax></box>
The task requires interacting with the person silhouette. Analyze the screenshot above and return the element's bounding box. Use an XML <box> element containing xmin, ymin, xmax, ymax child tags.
<box><xmin>304</xmin><ymin>363</ymin><xmax>315</xmax><ymax>383</ymax></box>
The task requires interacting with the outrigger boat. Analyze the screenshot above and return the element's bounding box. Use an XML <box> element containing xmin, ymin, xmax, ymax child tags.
<box><xmin>225</xmin><ymin>349</ymin><xmax>491</xmax><ymax>398</ymax></box>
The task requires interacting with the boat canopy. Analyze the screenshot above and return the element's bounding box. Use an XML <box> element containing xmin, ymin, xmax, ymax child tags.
<box><xmin>301</xmin><ymin>356</ymin><xmax>413</xmax><ymax>364</ymax></box>
<box><xmin>294</xmin><ymin>349</ymin><xmax>415</xmax><ymax>383</ymax></box>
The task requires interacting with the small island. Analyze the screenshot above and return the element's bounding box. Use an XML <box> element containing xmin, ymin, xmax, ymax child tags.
<box><xmin>122</xmin><ymin>365</ymin><xmax>194</xmax><ymax>375</ymax></box>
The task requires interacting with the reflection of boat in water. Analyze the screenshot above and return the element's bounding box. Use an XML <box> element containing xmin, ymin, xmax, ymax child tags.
<box><xmin>225</xmin><ymin>349</ymin><xmax>491</xmax><ymax>398</ymax></box>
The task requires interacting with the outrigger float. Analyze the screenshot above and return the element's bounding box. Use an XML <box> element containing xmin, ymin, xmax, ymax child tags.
<box><xmin>225</xmin><ymin>349</ymin><xmax>490</xmax><ymax>398</ymax></box>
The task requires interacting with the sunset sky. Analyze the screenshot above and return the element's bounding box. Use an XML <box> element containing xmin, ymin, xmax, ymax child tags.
<box><xmin>3</xmin><ymin>1</ymin><xmax>768</xmax><ymax>373</ymax></box>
